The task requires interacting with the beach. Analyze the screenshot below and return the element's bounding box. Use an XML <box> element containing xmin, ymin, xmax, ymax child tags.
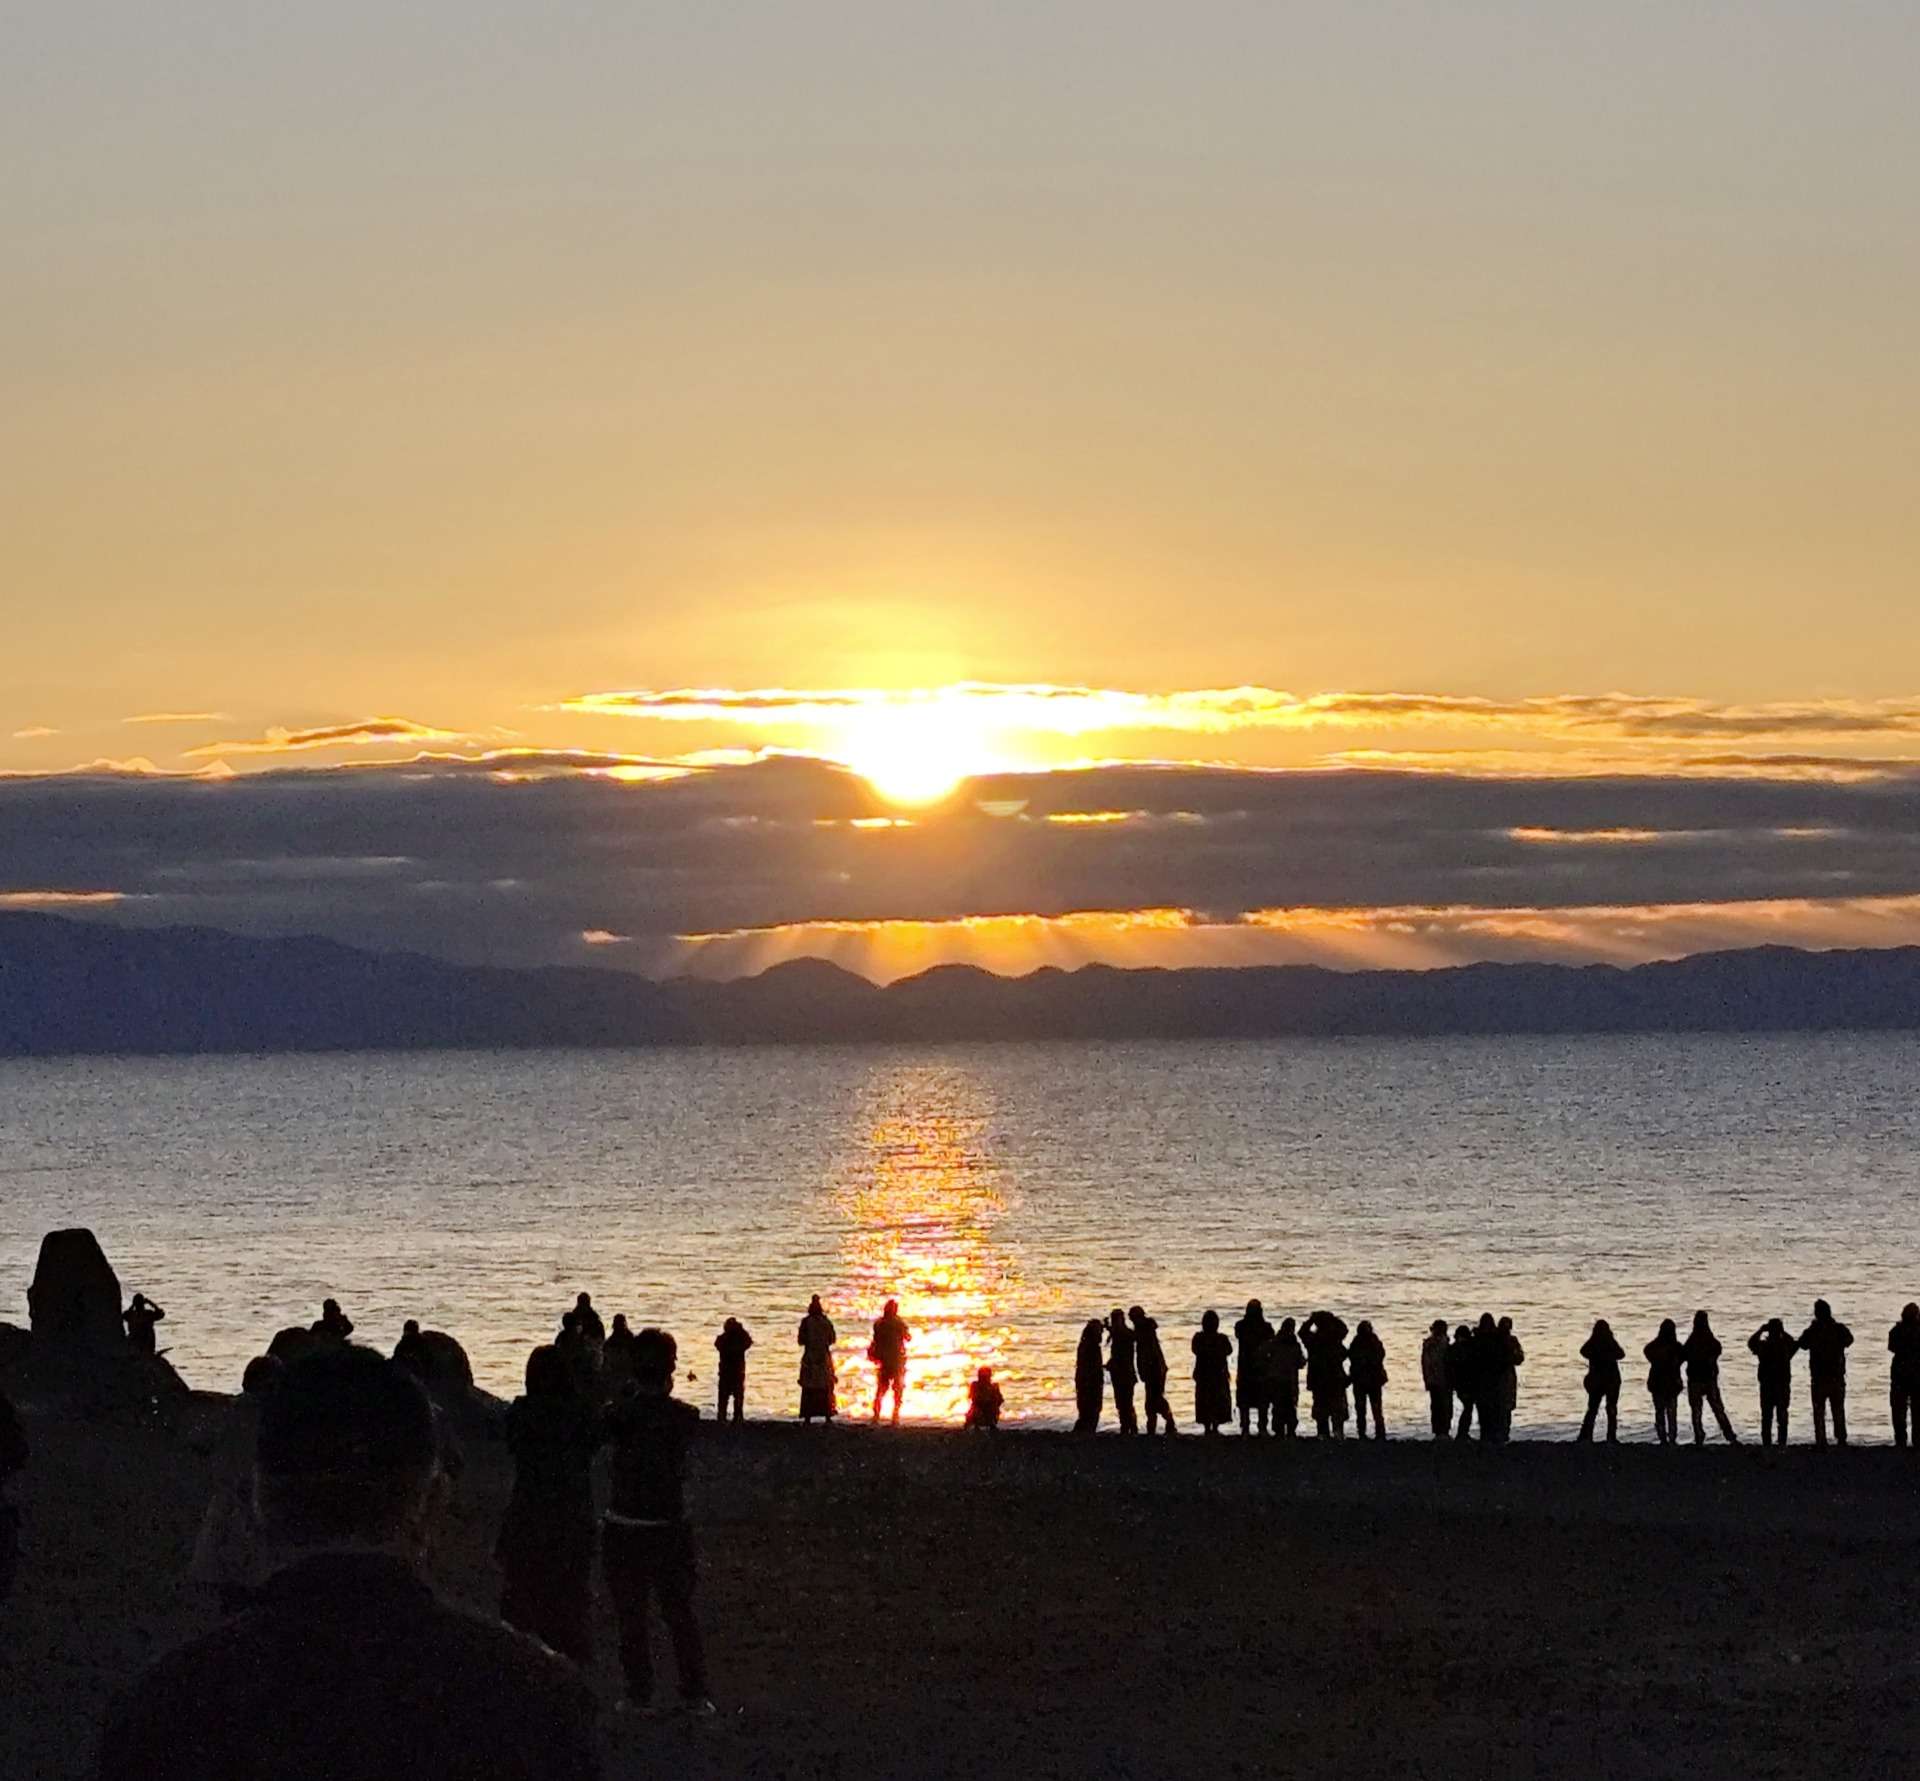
<box><xmin>5</xmin><ymin>1397</ymin><xmax>1916</xmax><ymax>1780</ymax></box>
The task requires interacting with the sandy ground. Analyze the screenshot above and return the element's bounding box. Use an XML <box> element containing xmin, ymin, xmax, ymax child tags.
<box><xmin>3</xmin><ymin>1398</ymin><xmax>1918</xmax><ymax>1780</ymax></box>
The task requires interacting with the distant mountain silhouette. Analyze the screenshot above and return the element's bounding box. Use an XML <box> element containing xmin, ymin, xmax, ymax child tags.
<box><xmin>3</xmin><ymin>911</ymin><xmax>1920</xmax><ymax>1056</ymax></box>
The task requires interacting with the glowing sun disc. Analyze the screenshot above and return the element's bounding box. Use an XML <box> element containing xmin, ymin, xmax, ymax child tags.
<box><xmin>833</xmin><ymin>707</ymin><xmax>988</xmax><ymax>807</ymax></box>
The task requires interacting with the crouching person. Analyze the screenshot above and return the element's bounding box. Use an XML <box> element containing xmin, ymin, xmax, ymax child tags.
<box><xmin>97</xmin><ymin>1347</ymin><xmax>600</xmax><ymax>1780</ymax></box>
<box><xmin>602</xmin><ymin>1327</ymin><xmax>715</xmax><ymax>1718</ymax></box>
<box><xmin>965</xmin><ymin>1366</ymin><xmax>1005</xmax><ymax>1430</ymax></box>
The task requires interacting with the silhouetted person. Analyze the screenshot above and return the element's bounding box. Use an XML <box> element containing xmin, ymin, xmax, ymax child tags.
<box><xmin>1262</xmin><ymin>1317</ymin><xmax>1305</xmax><ymax>1438</ymax></box>
<box><xmin>1747</xmin><ymin>1319</ymin><xmax>1798</xmax><ymax>1447</ymax></box>
<box><xmin>1470</xmin><ymin>1315</ymin><xmax>1511</xmax><ymax>1444</ymax></box>
<box><xmin>797</xmin><ymin>1296</ymin><xmax>837</xmax><ymax>1422</ymax></box>
<box><xmin>497</xmin><ymin>1344</ymin><xmax>601</xmax><ymax>1667</ymax></box>
<box><xmin>1105</xmin><ymin>1309</ymin><xmax>1140</xmax><ymax>1436</ymax></box>
<box><xmin>1578</xmin><ymin>1320</ymin><xmax>1624</xmax><ymax>1443</ymax></box>
<box><xmin>1797</xmin><ymin>1299</ymin><xmax>1853</xmax><ymax>1447</ymax></box>
<box><xmin>1073</xmin><ymin>1320</ymin><xmax>1106</xmax><ymax>1435</ymax></box>
<box><xmin>601</xmin><ymin>1328</ymin><xmax>712</xmax><ymax>1717</ymax></box>
<box><xmin>1233</xmin><ymin>1299</ymin><xmax>1275</xmax><ymax>1435</ymax></box>
<box><xmin>0</xmin><ymin>1386</ymin><xmax>25</xmax><ymax>1607</ymax></box>
<box><xmin>1890</xmin><ymin>1302</ymin><xmax>1920</xmax><ymax>1449</ymax></box>
<box><xmin>1420</xmin><ymin>1320</ymin><xmax>1452</xmax><ymax>1440</ymax></box>
<box><xmin>1191</xmin><ymin>1311</ymin><xmax>1233</xmax><ymax>1435</ymax></box>
<box><xmin>1497</xmin><ymin>1316</ymin><xmax>1524</xmax><ymax>1436</ymax></box>
<box><xmin>965</xmin><ymin>1367</ymin><xmax>1004</xmax><ymax>1431</ymax></box>
<box><xmin>571</xmin><ymin>1293</ymin><xmax>605</xmax><ymax>1347</ymax></box>
<box><xmin>394</xmin><ymin>1319</ymin><xmax>431</xmax><ymax>1381</ymax></box>
<box><xmin>604</xmin><ymin>1314</ymin><xmax>636</xmax><ymax>1393</ymax></box>
<box><xmin>96</xmin><ymin>1347</ymin><xmax>600</xmax><ymax>1781</ymax></box>
<box><xmin>311</xmin><ymin>1298</ymin><xmax>354</xmax><ymax>1344</ymax></box>
<box><xmin>1131</xmin><ymin>1306</ymin><xmax>1178</xmax><ymax>1435</ymax></box>
<box><xmin>869</xmin><ymin>1299</ymin><xmax>911</xmax><ymax>1424</ymax></box>
<box><xmin>1301</xmin><ymin>1311</ymin><xmax>1349</xmax><ymax>1439</ymax></box>
<box><xmin>124</xmin><ymin>1292</ymin><xmax>166</xmax><ymax>1358</ymax></box>
<box><xmin>1449</xmin><ymin>1325</ymin><xmax>1478</xmax><ymax>1440</ymax></box>
<box><xmin>188</xmin><ymin>1355</ymin><xmax>285</xmax><ymax>1617</ymax></box>
<box><xmin>554</xmin><ymin>1311</ymin><xmax>600</xmax><ymax>1401</ymax></box>
<box><xmin>714</xmin><ymin>1318</ymin><xmax>753</xmax><ymax>1424</ymax></box>
<box><xmin>1644</xmin><ymin>1319</ymin><xmax>1684</xmax><ymax>1445</ymax></box>
<box><xmin>1349</xmin><ymin>1321</ymin><xmax>1387</xmax><ymax>1440</ymax></box>
<box><xmin>1683</xmin><ymin>1311</ymin><xmax>1739</xmax><ymax>1445</ymax></box>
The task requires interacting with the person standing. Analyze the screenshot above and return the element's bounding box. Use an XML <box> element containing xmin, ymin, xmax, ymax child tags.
<box><xmin>713</xmin><ymin>1319</ymin><xmax>753</xmax><ymax>1425</ymax></box>
<box><xmin>1797</xmin><ymin>1299</ymin><xmax>1854</xmax><ymax>1447</ymax></box>
<box><xmin>1232</xmin><ymin>1300</ymin><xmax>1275</xmax><ymax>1436</ymax></box>
<box><xmin>1131</xmin><ymin>1307</ymin><xmax>1178</xmax><ymax>1435</ymax></box>
<box><xmin>1449</xmin><ymin>1325</ymin><xmax>1478</xmax><ymax>1441</ymax></box>
<box><xmin>868</xmin><ymin>1300</ymin><xmax>911</xmax><ymax>1425</ymax></box>
<box><xmin>601</xmin><ymin>1329</ymin><xmax>713</xmax><ymax>1717</ymax></box>
<box><xmin>1497</xmin><ymin>1317</ymin><xmax>1524</xmax><ymax>1435</ymax></box>
<box><xmin>497</xmin><ymin>1345</ymin><xmax>602</xmax><ymax>1666</ymax></box>
<box><xmin>797</xmin><ymin>1297</ymin><xmax>838</xmax><ymax>1423</ymax></box>
<box><xmin>1644</xmin><ymin>1319</ymin><xmax>1684</xmax><ymax>1445</ymax></box>
<box><xmin>1890</xmin><ymin>1302</ymin><xmax>1920</xmax><ymax>1449</ymax></box>
<box><xmin>123</xmin><ymin>1293</ymin><xmax>166</xmax><ymax>1358</ymax></box>
<box><xmin>1301</xmin><ymin>1311</ymin><xmax>1350</xmax><ymax>1440</ymax></box>
<box><xmin>1263</xmin><ymin>1318</ymin><xmax>1305</xmax><ymax>1438</ymax></box>
<box><xmin>1420</xmin><ymin>1321</ymin><xmax>1452</xmax><ymax>1441</ymax></box>
<box><xmin>1470</xmin><ymin>1315</ymin><xmax>1510</xmax><ymax>1444</ymax></box>
<box><xmin>1073</xmin><ymin>1319</ymin><xmax>1106</xmax><ymax>1435</ymax></box>
<box><xmin>1348</xmin><ymin>1321</ymin><xmax>1387</xmax><ymax>1440</ymax></box>
<box><xmin>1747</xmin><ymin>1319</ymin><xmax>1798</xmax><ymax>1447</ymax></box>
<box><xmin>570</xmin><ymin>1294</ymin><xmax>606</xmax><ymax>1348</ymax></box>
<box><xmin>1682</xmin><ymin>1311</ymin><xmax>1740</xmax><ymax>1445</ymax></box>
<box><xmin>1105</xmin><ymin>1309</ymin><xmax>1140</xmax><ymax>1436</ymax></box>
<box><xmin>1191</xmin><ymin>1311</ymin><xmax>1234</xmax><ymax>1434</ymax></box>
<box><xmin>1577</xmin><ymin>1319</ymin><xmax>1624</xmax><ymax>1443</ymax></box>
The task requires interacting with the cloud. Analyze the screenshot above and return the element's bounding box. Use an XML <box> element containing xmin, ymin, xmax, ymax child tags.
<box><xmin>6</xmin><ymin>751</ymin><xmax>1920</xmax><ymax>977</ymax></box>
<box><xmin>560</xmin><ymin>682</ymin><xmax>1920</xmax><ymax>746</ymax></box>
<box><xmin>0</xmin><ymin>889</ymin><xmax>131</xmax><ymax>907</ymax></box>
<box><xmin>10</xmin><ymin>725</ymin><xmax>60</xmax><ymax>739</ymax></box>
<box><xmin>123</xmin><ymin>711</ymin><xmax>231</xmax><ymax>725</ymax></box>
<box><xmin>184</xmin><ymin>717</ymin><xmax>461</xmax><ymax>757</ymax></box>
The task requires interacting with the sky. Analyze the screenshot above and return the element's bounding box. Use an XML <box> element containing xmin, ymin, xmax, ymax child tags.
<box><xmin>5</xmin><ymin>3</ymin><xmax>1919</xmax><ymax>979</ymax></box>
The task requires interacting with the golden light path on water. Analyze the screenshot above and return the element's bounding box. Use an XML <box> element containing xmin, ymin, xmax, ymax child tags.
<box><xmin>824</xmin><ymin>1064</ymin><xmax>1051</xmax><ymax>1425</ymax></box>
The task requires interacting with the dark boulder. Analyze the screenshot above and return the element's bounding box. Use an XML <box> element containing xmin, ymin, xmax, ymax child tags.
<box><xmin>27</xmin><ymin>1229</ymin><xmax>123</xmax><ymax>1351</ymax></box>
<box><xmin>265</xmin><ymin>1326</ymin><xmax>324</xmax><ymax>1366</ymax></box>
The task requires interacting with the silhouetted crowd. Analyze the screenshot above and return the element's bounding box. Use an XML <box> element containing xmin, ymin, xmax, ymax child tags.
<box><xmin>1</xmin><ymin>1278</ymin><xmax>1911</xmax><ymax>1781</ymax></box>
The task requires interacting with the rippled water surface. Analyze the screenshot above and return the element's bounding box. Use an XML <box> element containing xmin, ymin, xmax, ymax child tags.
<box><xmin>3</xmin><ymin>1035</ymin><xmax>1916</xmax><ymax>1436</ymax></box>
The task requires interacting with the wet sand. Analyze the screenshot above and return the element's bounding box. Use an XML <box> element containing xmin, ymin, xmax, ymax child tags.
<box><xmin>4</xmin><ymin>1401</ymin><xmax>1917</xmax><ymax>1779</ymax></box>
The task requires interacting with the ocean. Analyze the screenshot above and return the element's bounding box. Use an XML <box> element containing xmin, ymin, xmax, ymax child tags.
<box><xmin>2</xmin><ymin>1033</ymin><xmax>1915</xmax><ymax>1437</ymax></box>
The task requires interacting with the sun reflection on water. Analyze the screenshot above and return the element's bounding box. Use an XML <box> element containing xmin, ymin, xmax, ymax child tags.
<box><xmin>828</xmin><ymin>1064</ymin><xmax>1035</xmax><ymax>1423</ymax></box>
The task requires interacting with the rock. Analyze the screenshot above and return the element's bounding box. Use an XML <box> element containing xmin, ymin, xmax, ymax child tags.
<box><xmin>265</xmin><ymin>1326</ymin><xmax>323</xmax><ymax>1365</ymax></box>
<box><xmin>26</xmin><ymin>1230</ymin><xmax>123</xmax><ymax>1352</ymax></box>
<box><xmin>410</xmin><ymin>1330</ymin><xmax>475</xmax><ymax>1395</ymax></box>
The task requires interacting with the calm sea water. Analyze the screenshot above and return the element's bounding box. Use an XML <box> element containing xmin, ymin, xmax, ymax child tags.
<box><xmin>2</xmin><ymin>1035</ymin><xmax>1916</xmax><ymax>1438</ymax></box>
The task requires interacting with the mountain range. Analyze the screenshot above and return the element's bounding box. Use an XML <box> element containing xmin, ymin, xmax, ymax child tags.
<box><xmin>3</xmin><ymin>911</ymin><xmax>1919</xmax><ymax>1056</ymax></box>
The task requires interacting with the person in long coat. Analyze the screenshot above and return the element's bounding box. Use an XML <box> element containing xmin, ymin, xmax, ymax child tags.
<box><xmin>1105</xmin><ymin>1308</ymin><xmax>1140</xmax><ymax>1436</ymax></box>
<box><xmin>1073</xmin><ymin>1319</ymin><xmax>1106</xmax><ymax>1435</ymax></box>
<box><xmin>1191</xmin><ymin>1311</ymin><xmax>1233</xmax><ymax>1434</ymax></box>
<box><xmin>797</xmin><ymin>1295</ymin><xmax>838</xmax><ymax>1422</ymax></box>
<box><xmin>1263</xmin><ymin>1317</ymin><xmax>1306</xmax><ymax>1438</ymax></box>
<box><xmin>1301</xmin><ymin>1311</ymin><xmax>1350</xmax><ymax>1439</ymax></box>
<box><xmin>1232</xmin><ymin>1300</ymin><xmax>1275</xmax><ymax>1436</ymax></box>
<box><xmin>1644</xmin><ymin>1318</ymin><xmax>1684</xmax><ymax>1445</ymax></box>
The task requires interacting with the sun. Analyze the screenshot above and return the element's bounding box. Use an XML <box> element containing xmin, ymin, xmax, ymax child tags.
<box><xmin>831</xmin><ymin>704</ymin><xmax>995</xmax><ymax>807</ymax></box>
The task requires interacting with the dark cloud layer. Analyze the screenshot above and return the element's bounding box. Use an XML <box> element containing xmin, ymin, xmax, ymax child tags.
<box><xmin>5</xmin><ymin>754</ymin><xmax>1920</xmax><ymax>973</ymax></box>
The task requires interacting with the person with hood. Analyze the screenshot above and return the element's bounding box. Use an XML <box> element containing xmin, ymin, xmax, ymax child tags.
<box><xmin>1682</xmin><ymin>1310</ymin><xmax>1739</xmax><ymax>1445</ymax></box>
<box><xmin>1418</xmin><ymin>1321</ymin><xmax>1451</xmax><ymax>1440</ymax></box>
<box><xmin>1233</xmin><ymin>1299</ymin><xmax>1275</xmax><ymax>1436</ymax></box>
<box><xmin>1301</xmin><ymin>1311</ymin><xmax>1349</xmax><ymax>1439</ymax></box>
<box><xmin>1449</xmin><ymin>1325</ymin><xmax>1478</xmax><ymax>1441</ymax></box>
<box><xmin>1130</xmin><ymin>1306</ymin><xmax>1178</xmax><ymax>1435</ymax></box>
<box><xmin>1105</xmin><ymin>1309</ymin><xmax>1140</xmax><ymax>1436</ymax></box>
<box><xmin>570</xmin><ymin>1293</ymin><xmax>606</xmax><ymax>1348</ymax></box>
<box><xmin>1073</xmin><ymin>1319</ymin><xmax>1106</xmax><ymax>1435</ymax></box>
<box><xmin>1349</xmin><ymin>1321</ymin><xmax>1387</xmax><ymax>1440</ymax></box>
<box><xmin>1747</xmin><ymin>1318</ymin><xmax>1798</xmax><ymax>1446</ymax></box>
<box><xmin>1644</xmin><ymin>1319</ymin><xmax>1684</xmax><ymax>1445</ymax></box>
<box><xmin>497</xmin><ymin>1343</ymin><xmax>603</xmax><ymax>1665</ymax></box>
<box><xmin>1889</xmin><ymin>1302</ymin><xmax>1920</xmax><ymax>1449</ymax></box>
<box><xmin>1262</xmin><ymin>1317</ymin><xmax>1305</xmax><ymax>1438</ymax></box>
<box><xmin>1577</xmin><ymin>1319</ymin><xmax>1624</xmax><ymax>1443</ymax></box>
<box><xmin>1191</xmin><ymin>1311</ymin><xmax>1234</xmax><ymax>1434</ymax></box>
<box><xmin>1797</xmin><ymin>1299</ymin><xmax>1854</xmax><ymax>1447</ymax></box>
<box><xmin>797</xmin><ymin>1296</ymin><xmax>838</xmax><ymax>1423</ymax></box>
